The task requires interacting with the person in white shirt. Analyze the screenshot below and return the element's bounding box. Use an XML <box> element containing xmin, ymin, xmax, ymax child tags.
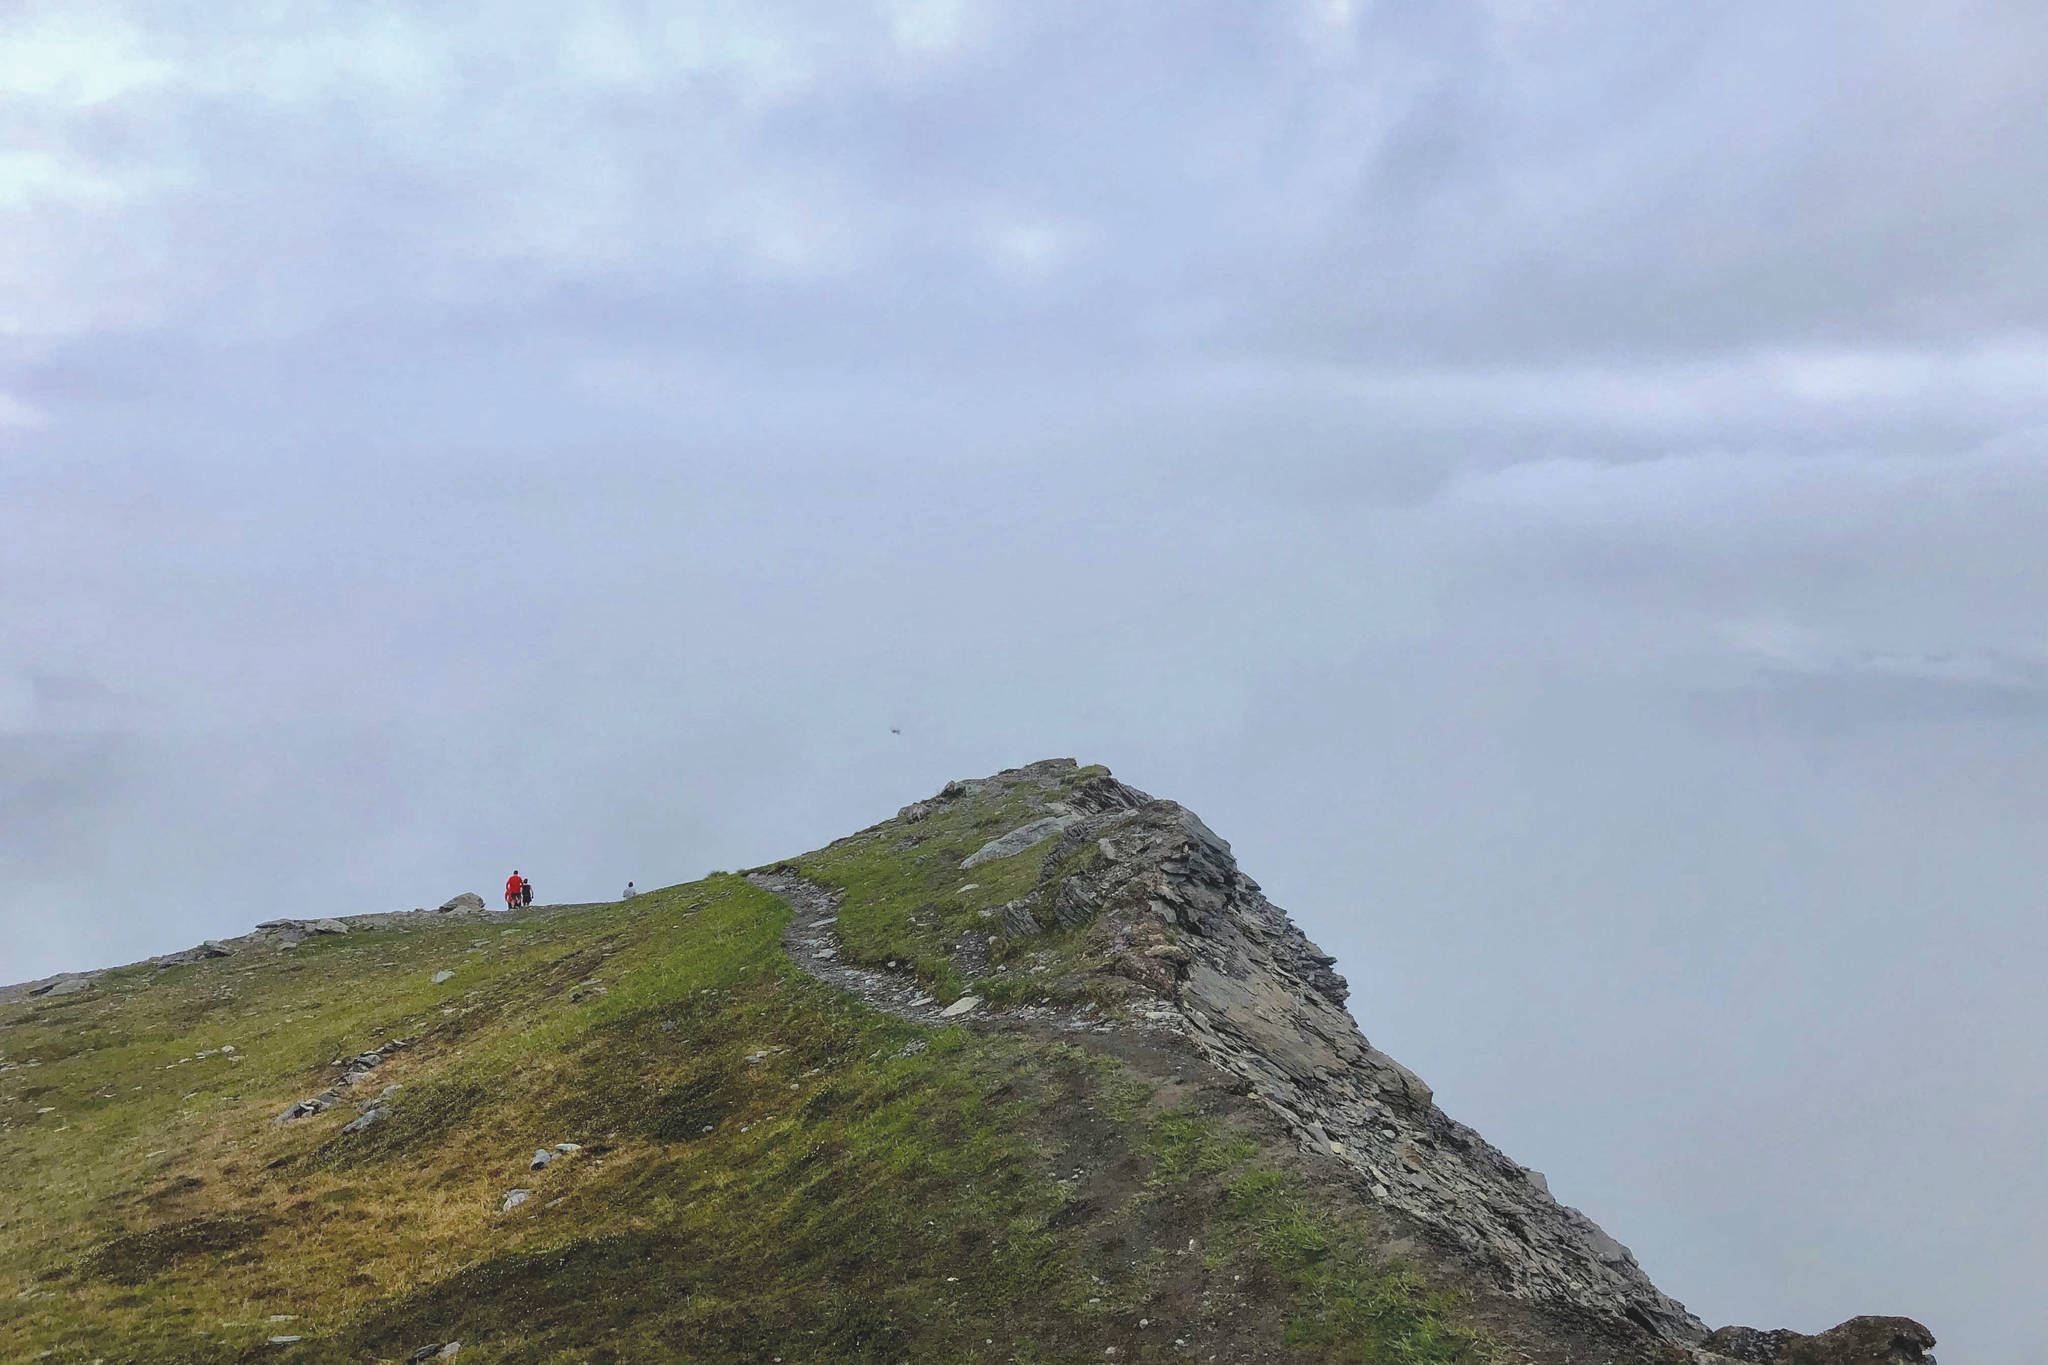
<box><xmin>622</xmin><ymin>881</ymin><xmax>636</xmax><ymax>899</ymax></box>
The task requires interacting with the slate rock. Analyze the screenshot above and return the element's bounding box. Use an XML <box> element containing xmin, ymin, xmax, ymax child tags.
<box><xmin>431</xmin><ymin>970</ymin><xmax>455</xmax><ymax>984</ymax></box>
<box><xmin>997</xmin><ymin>901</ymin><xmax>1043</xmax><ymax>937</ymax></box>
<box><xmin>531</xmin><ymin>1148</ymin><xmax>554</xmax><ymax>1170</ymax></box>
<box><xmin>274</xmin><ymin>1088</ymin><xmax>344</xmax><ymax>1124</ymax></box>
<box><xmin>341</xmin><ymin>1107</ymin><xmax>387</xmax><ymax>1134</ymax></box>
<box><xmin>961</xmin><ymin>817</ymin><xmax>1072</xmax><ymax>869</ymax></box>
<box><xmin>501</xmin><ymin>1188</ymin><xmax>533</xmax><ymax>1212</ymax></box>
<box><xmin>308</xmin><ymin>919</ymin><xmax>349</xmax><ymax>935</ymax></box>
<box><xmin>939</xmin><ymin>995</ymin><xmax>983</xmax><ymax>1018</ymax></box>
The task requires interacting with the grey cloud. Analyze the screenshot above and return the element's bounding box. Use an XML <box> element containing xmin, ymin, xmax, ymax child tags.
<box><xmin>1703</xmin><ymin>651</ymin><xmax>2048</xmax><ymax>731</ymax></box>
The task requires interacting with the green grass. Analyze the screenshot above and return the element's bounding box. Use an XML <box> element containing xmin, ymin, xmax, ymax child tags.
<box><xmin>791</xmin><ymin>766</ymin><xmax>1140</xmax><ymax>1009</ymax></box>
<box><xmin>1</xmin><ymin>772</ymin><xmax>1487</xmax><ymax>1364</ymax></box>
<box><xmin>1140</xmin><ymin>1115</ymin><xmax>1485</xmax><ymax>1365</ymax></box>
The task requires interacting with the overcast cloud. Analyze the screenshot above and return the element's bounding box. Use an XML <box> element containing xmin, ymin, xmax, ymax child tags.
<box><xmin>4</xmin><ymin>3</ymin><xmax>2046</xmax><ymax>1360</ymax></box>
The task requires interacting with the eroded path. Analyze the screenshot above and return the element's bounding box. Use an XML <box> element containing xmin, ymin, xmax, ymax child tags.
<box><xmin>747</xmin><ymin>868</ymin><xmax>1131</xmax><ymax>1037</ymax></box>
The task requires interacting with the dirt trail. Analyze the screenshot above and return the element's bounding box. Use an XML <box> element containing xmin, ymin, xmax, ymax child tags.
<box><xmin>746</xmin><ymin>869</ymin><xmax>1138</xmax><ymax>1037</ymax></box>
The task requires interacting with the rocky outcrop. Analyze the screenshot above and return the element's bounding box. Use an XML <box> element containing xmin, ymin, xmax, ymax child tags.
<box><xmin>953</xmin><ymin>767</ymin><xmax>1709</xmax><ymax>1345</ymax></box>
<box><xmin>876</xmin><ymin>765</ymin><xmax>1933</xmax><ymax>1358</ymax></box>
<box><xmin>27</xmin><ymin>973</ymin><xmax>97</xmax><ymax>998</ymax></box>
<box><xmin>865</xmin><ymin>761</ymin><xmax>1930</xmax><ymax>1360</ymax></box>
<box><xmin>1705</xmin><ymin>1317</ymin><xmax>1936</xmax><ymax>1365</ymax></box>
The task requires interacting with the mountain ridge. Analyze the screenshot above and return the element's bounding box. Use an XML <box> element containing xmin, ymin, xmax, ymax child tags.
<box><xmin>0</xmin><ymin>758</ymin><xmax>1934</xmax><ymax>1365</ymax></box>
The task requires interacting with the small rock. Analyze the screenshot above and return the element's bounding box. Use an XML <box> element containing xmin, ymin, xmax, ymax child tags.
<box><xmin>939</xmin><ymin>995</ymin><xmax>983</xmax><ymax>1018</ymax></box>
<box><xmin>744</xmin><ymin>1051</ymin><xmax>768</xmax><ymax>1064</ymax></box>
<box><xmin>894</xmin><ymin>1039</ymin><xmax>929</xmax><ymax>1058</ymax></box>
<box><xmin>555</xmin><ymin>1142</ymin><xmax>582</xmax><ymax>1153</ymax></box>
<box><xmin>408</xmin><ymin>1343</ymin><xmax>461</xmax><ymax>1362</ymax></box>
<box><xmin>269</xmin><ymin>1337</ymin><xmax>302</xmax><ymax>1345</ymax></box>
<box><xmin>340</xmin><ymin>1107</ymin><xmax>386</xmax><ymax>1134</ymax></box>
<box><xmin>501</xmin><ymin>1188</ymin><xmax>533</xmax><ymax>1212</ymax></box>
<box><xmin>531</xmin><ymin>1148</ymin><xmax>553</xmax><ymax>1170</ymax></box>
<box><xmin>431</xmin><ymin>970</ymin><xmax>455</xmax><ymax>984</ymax></box>
<box><xmin>308</xmin><ymin>919</ymin><xmax>348</xmax><ymax>935</ymax></box>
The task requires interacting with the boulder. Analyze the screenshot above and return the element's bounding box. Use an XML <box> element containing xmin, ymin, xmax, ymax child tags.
<box><xmin>961</xmin><ymin>817</ymin><xmax>1072</xmax><ymax>869</ymax></box>
<box><xmin>438</xmin><ymin>893</ymin><xmax>486</xmax><ymax>914</ymax></box>
<box><xmin>341</xmin><ymin>1107</ymin><xmax>387</xmax><ymax>1134</ymax></box>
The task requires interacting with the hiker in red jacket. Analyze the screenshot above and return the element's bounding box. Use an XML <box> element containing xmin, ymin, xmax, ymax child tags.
<box><xmin>505</xmin><ymin>871</ymin><xmax>524</xmax><ymax>911</ymax></box>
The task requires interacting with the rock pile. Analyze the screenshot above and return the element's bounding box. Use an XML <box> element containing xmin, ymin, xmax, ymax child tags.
<box><xmin>273</xmin><ymin>1037</ymin><xmax>414</xmax><ymax>1126</ymax></box>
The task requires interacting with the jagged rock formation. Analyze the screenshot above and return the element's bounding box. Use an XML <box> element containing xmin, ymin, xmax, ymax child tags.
<box><xmin>1705</xmin><ymin>1318</ymin><xmax>1936</xmax><ymax>1365</ymax></box>
<box><xmin>808</xmin><ymin>759</ymin><xmax>1934</xmax><ymax>1365</ymax></box>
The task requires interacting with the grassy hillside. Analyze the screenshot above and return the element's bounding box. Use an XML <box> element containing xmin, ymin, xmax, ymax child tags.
<box><xmin>0</xmin><ymin>774</ymin><xmax>1488</xmax><ymax>1364</ymax></box>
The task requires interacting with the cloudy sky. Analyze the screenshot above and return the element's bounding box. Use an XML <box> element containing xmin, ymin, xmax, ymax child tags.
<box><xmin>4</xmin><ymin>2</ymin><xmax>2045</xmax><ymax>1358</ymax></box>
